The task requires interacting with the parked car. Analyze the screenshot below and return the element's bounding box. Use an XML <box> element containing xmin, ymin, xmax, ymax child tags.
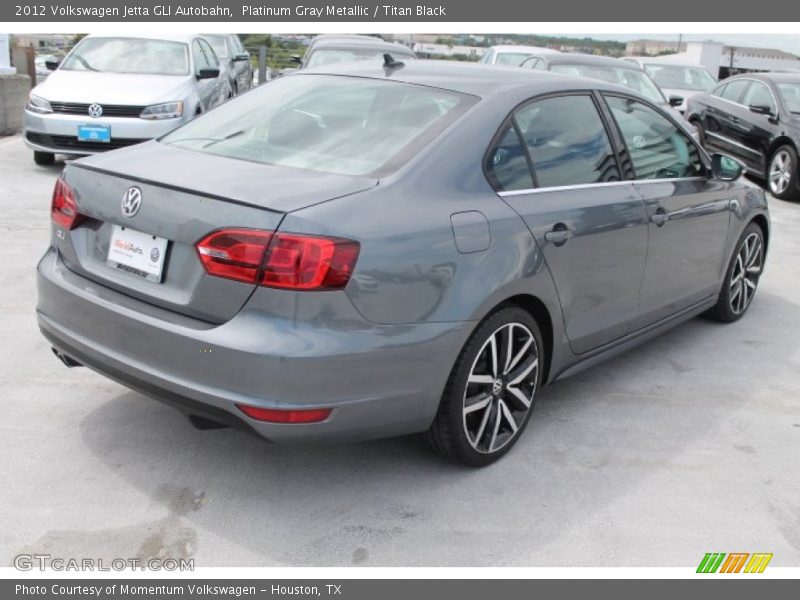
<box><xmin>686</xmin><ymin>72</ymin><xmax>800</xmax><ymax>200</ymax></box>
<box><xmin>202</xmin><ymin>34</ymin><xmax>253</xmax><ymax>96</ymax></box>
<box><xmin>24</xmin><ymin>33</ymin><xmax>227</xmax><ymax>165</ymax></box>
<box><xmin>624</xmin><ymin>58</ymin><xmax>717</xmax><ymax>113</ymax></box>
<box><xmin>478</xmin><ymin>45</ymin><xmax>560</xmax><ymax>66</ymax></box>
<box><xmin>297</xmin><ymin>34</ymin><xmax>416</xmax><ymax>69</ymax></box>
<box><xmin>520</xmin><ymin>54</ymin><xmax>685</xmax><ymax>111</ymax></box>
<box><xmin>37</xmin><ymin>61</ymin><xmax>769</xmax><ymax>466</ymax></box>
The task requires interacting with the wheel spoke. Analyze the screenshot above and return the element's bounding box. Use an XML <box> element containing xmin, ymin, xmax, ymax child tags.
<box><xmin>505</xmin><ymin>336</ymin><xmax>532</xmax><ymax>375</ymax></box>
<box><xmin>499</xmin><ymin>400</ymin><xmax>518</xmax><ymax>434</ymax></box>
<box><xmin>471</xmin><ymin>400</ymin><xmax>493</xmax><ymax>447</ymax></box>
<box><xmin>506</xmin><ymin>384</ymin><xmax>532</xmax><ymax>409</ymax></box>
<box><xmin>464</xmin><ymin>394</ymin><xmax>492</xmax><ymax>414</ymax></box>
<box><xmin>488</xmin><ymin>402</ymin><xmax>502</xmax><ymax>452</ymax></box>
<box><xmin>488</xmin><ymin>333</ymin><xmax>499</xmax><ymax>378</ymax></box>
<box><xmin>508</xmin><ymin>357</ymin><xmax>538</xmax><ymax>386</ymax></box>
<box><xmin>468</xmin><ymin>373</ymin><xmax>494</xmax><ymax>385</ymax></box>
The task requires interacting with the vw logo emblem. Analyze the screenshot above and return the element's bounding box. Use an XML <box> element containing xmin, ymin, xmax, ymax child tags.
<box><xmin>492</xmin><ymin>379</ymin><xmax>503</xmax><ymax>395</ymax></box>
<box><xmin>87</xmin><ymin>103</ymin><xmax>103</xmax><ymax>118</ymax></box>
<box><xmin>121</xmin><ymin>187</ymin><xmax>142</xmax><ymax>218</ymax></box>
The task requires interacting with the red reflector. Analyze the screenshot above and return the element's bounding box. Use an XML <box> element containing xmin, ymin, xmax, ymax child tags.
<box><xmin>196</xmin><ymin>229</ymin><xmax>273</xmax><ymax>284</ymax></box>
<box><xmin>236</xmin><ymin>404</ymin><xmax>332</xmax><ymax>423</ymax></box>
<box><xmin>261</xmin><ymin>233</ymin><xmax>360</xmax><ymax>290</ymax></box>
<box><xmin>51</xmin><ymin>178</ymin><xmax>84</xmax><ymax>230</ymax></box>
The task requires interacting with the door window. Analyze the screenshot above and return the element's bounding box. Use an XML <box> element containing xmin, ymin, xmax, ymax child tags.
<box><xmin>198</xmin><ymin>39</ymin><xmax>219</xmax><ymax>67</ymax></box>
<box><xmin>192</xmin><ymin>40</ymin><xmax>210</xmax><ymax>71</ymax></box>
<box><xmin>514</xmin><ymin>95</ymin><xmax>621</xmax><ymax>188</ymax></box>
<box><xmin>717</xmin><ymin>79</ymin><xmax>750</xmax><ymax>103</ymax></box>
<box><xmin>605</xmin><ymin>95</ymin><xmax>704</xmax><ymax>180</ymax></box>
<box><xmin>741</xmin><ymin>81</ymin><xmax>776</xmax><ymax>112</ymax></box>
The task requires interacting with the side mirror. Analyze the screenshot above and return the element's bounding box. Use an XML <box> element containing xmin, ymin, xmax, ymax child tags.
<box><xmin>290</xmin><ymin>55</ymin><xmax>302</xmax><ymax>65</ymax></box>
<box><xmin>668</xmin><ymin>95</ymin><xmax>684</xmax><ymax>107</ymax></box>
<box><xmin>749</xmin><ymin>104</ymin><xmax>773</xmax><ymax>116</ymax></box>
<box><xmin>196</xmin><ymin>67</ymin><xmax>220</xmax><ymax>80</ymax></box>
<box><xmin>711</xmin><ymin>153</ymin><xmax>744</xmax><ymax>182</ymax></box>
<box><xmin>45</xmin><ymin>58</ymin><xmax>61</xmax><ymax>71</ymax></box>
<box><xmin>232</xmin><ymin>53</ymin><xmax>250</xmax><ymax>62</ymax></box>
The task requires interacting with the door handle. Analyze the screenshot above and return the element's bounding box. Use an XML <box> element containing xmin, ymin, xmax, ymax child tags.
<box><xmin>731</xmin><ymin>116</ymin><xmax>740</xmax><ymax>123</ymax></box>
<box><xmin>650</xmin><ymin>208</ymin><xmax>668</xmax><ymax>227</ymax></box>
<box><xmin>544</xmin><ymin>224</ymin><xmax>573</xmax><ymax>246</ymax></box>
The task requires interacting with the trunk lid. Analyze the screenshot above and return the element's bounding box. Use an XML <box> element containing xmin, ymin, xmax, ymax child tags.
<box><xmin>58</xmin><ymin>141</ymin><xmax>377</xmax><ymax>323</ymax></box>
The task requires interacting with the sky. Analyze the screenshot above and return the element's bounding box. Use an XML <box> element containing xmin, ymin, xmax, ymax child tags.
<box><xmin>572</xmin><ymin>34</ymin><xmax>800</xmax><ymax>55</ymax></box>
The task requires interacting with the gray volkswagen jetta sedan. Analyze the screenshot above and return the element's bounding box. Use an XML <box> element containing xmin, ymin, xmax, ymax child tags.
<box><xmin>37</xmin><ymin>60</ymin><xmax>769</xmax><ymax>466</ymax></box>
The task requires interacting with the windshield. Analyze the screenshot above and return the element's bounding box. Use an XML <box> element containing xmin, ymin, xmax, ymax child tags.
<box><xmin>777</xmin><ymin>82</ymin><xmax>800</xmax><ymax>113</ymax></box>
<box><xmin>306</xmin><ymin>47</ymin><xmax>414</xmax><ymax>68</ymax></box>
<box><xmin>496</xmin><ymin>52</ymin><xmax>535</xmax><ymax>66</ymax></box>
<box><xmin>551</xmin><ymin>64</ymin><xmax>666</xmax><ymax>103</ymax></box>
<box><xmin>162</xmin><ymin>74</ymin><xmax>476</xmax><ymax>177</ymax></box>
<box><xmin>204</xmin><ymin>36</ymin><xmax>229</xmax><ymax>59</ymax></box>
<box><xmin>61</xmin><ymin>37</ymin><xmax>189</xmax><ymax>76</ymax></box>
<box><xmin>643</xmin><ymin>64</ymin><xmax>716</xmax><ymax>91</ymax></box>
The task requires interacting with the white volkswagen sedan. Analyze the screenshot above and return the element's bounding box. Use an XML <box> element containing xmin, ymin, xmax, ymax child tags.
<box><xmin>24</xmin><ymin>33</ymin><xmax>228</xmax><ymax>165</ymax></box>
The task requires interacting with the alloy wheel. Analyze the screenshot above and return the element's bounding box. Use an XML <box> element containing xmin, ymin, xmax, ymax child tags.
<box><xmin>462</xmin><ymin>323</ymin><xmax>539</xmax><ymax>454</ymax></box>
<box><xmin>769</xmin><ymin>150</ymin><xmax>792</xmax><ymax>195</ymax></box>
<box><xmin>729</xmin><ymin>232</ymin><xmax>763</xmax><ymax>315</ymax></box>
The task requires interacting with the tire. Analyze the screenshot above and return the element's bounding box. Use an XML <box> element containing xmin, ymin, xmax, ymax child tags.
<box><xmin>766</xmin><ymin>144</ymin><xmax>800</xmax><ymax>200</ymax></box>
<box><xmin>33</xmin><ymin>151</ymin><xmax>55</xmax><ymax>166</ymax></box>
<box><xmin>706</xmin><ymin>222</ymin><xmax>765</xmax><ymax>322</ymax></box>
<box><xmin>424</xmin><ymin>306</ymin><xmax>544</xmax><ymax>467</ymax></box>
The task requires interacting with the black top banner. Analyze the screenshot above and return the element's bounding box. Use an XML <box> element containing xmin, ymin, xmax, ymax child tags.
<box><xmin>2</xmin><ymin>0</ymin><xmax>796</xmax><ymax>22</ymax></box>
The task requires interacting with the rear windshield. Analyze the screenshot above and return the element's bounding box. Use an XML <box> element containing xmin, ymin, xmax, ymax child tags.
<box><xmin>495</xmin><ymin>52</ymin><xmax>535</xmax><ymax>66</ymax></box>
<box><xmin>61</xmin><ymin>37</ymin><xmax>189</xmax><ymax>76</ymax></box>
<box><xmin>162</xmin><ymin>74</ymin><xmax>476</xmax><ymax>177</ymax></box>
<box><xmin>643</xmin><ymin>64</ymin><xmax>716</xmax><ymax>91</ymax></box>
<box><xmin>551</xmin><ymin>63</ymin><xmax>665</xmax><ymax>104</ymax></box>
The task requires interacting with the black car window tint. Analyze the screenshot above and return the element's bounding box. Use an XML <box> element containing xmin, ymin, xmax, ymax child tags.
<box><xmin>485</xmin><ymin>123</ymin><xmax>534</xmax><ymax>192</ymax></box>
<box><xmin>515</xmin><ymin>95</ymin><xmax>621</xmax><ymax>188</ymax></box>
<box><xmin>605</xmin><ymin>95</ymin><xmax>704</xmax><ymax>180</ymax></box>
<box><xmin>742</xmin><ymin>82</ymin><xmax>776</xmax><ymax>112</ymax></box>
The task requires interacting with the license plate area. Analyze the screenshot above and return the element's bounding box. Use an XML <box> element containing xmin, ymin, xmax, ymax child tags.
<box><xmin>77</xmin><ymin>124</ymin><xmax>111</xmax><ymax>142</ymax></box>
<box><xmin>107</xmin><ymin>225</ymin><xmax>168</xmax><ymax>283</ymax></box>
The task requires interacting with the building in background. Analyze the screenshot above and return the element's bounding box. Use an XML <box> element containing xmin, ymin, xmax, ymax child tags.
<box><xmin>412</xmin><ymin>43</ymin><xmax>485</xmax><ymax>60</ymax></box>
<box><xmin>626</xmin><ymin>39</ymin><xmax>686</xmax><ymax>56</ymax></box>
<box><xmin>646</xmin><ymin>41</ymin><xmax>800</xmax><ymax>78</ymax></box>
<box><xmin>10</xmin><ymin>34</ymin><xmax>72</xmax><ymax>50</ymax></box>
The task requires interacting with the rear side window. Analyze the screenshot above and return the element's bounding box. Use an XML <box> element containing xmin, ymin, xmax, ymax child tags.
<box><xmin>515</xmin><ymin>95</ymin><xmax>620</xmax><ymax>188</ymax></box>
<box><xmin>485</xmin><ymin>123</ymin><xmax>534</xmax><ymax>192</ymax></box>
<box><xmin>605</xmin><ymin>95</ymin><xmax>704</xmax><ymax>180</ymax></box>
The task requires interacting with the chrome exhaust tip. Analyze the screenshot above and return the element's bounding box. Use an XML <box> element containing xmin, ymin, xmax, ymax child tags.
<box><xmin>51</xmin><ymin>347</ymin><xmax>82</xmax><ymax>368</ymax></box>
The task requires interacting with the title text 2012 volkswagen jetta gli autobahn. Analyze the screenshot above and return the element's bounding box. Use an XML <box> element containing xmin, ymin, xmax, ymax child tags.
<box><xmin>37</xmin><ymin>61</ymin><xmax>770</xmax><ymax>466</ymax></box>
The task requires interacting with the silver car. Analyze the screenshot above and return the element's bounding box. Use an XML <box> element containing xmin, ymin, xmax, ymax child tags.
<box><xmin>24</xmin><ymin>33</ymin><xmax>227</xmax><ymax>165</ymax></box>
<box><xmin>37</xmin><ymin>61</ymin><xmax>769</xmax><ymax>466</ymax></box>
<box><xmin>202</xmin><ymin>34</ymin><xmax>253</xmax><ymax>97</ymax></box>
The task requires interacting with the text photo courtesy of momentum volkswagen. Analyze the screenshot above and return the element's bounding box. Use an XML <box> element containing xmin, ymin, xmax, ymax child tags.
<box><xmin>31</xmin><ymin>35</ymin><xmax>771</xmax><ymax>467</ymax></box>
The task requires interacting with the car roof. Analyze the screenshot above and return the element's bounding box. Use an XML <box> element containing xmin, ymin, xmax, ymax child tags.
<box><xmin>489</xmin><ymin>45</ymin><xmax>560</xmax><ymax>54</ymax></box>
<box><xmin>84</xmin><ymin>32</ymin><xmax>200</xmax><ymax>44</ymax></box>
<box><xmin>539</xmin><ymin>54</ymin><xmax>643</xmax><ymax>69</ymax></box>
<box><xmin>296</xmin><ymin>59</ymin><xmax>643</xmax><ymax>99</ymax></box>
<box><xmin>728</xmin><ymin>71</ymin><xmax>800</xmax><ymax>84</ymax></box>
<box><xmin>309</xmin><ymin>35</ymin><xmax>414</xmax><ymax>53</ymax></box>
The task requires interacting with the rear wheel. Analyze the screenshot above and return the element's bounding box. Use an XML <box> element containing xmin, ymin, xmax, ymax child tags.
<box><xmin>424</xmin><ymin>307</ymin><xmax>543</xmax><ymax>467</ymax></box>
<box><xmin>767</xmin><ymin>145</ymin><xmax>800</xmax><ymax>200</ymax></box>
<box><xmin>706</xmin><ymin>222</ymin><xmax>765</xmax><ymax>322</ymax></box>
<box><xmin>33</xmin><ymin>151</ymin><xmax>55</xmax><ymax>166</ymax></box>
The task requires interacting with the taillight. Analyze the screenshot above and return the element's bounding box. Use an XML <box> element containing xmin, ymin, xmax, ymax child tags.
<box><xmin>261</xmin><ymin>233</ymin><xmax>360</xmax><ymax>290</ymax></box>
<box><xmin>196</xmin><ymin>229</ymin><xmax>272</xmax><ymax>284</ymax></box>
<box><xmin>51</xmin><ymin>178</ymin><xmax>84</xmax><ymax>230</ymax></box>
<box><xmin>196</xmin><ymin>229</ymin><xmax>359</xmax><ymax>291</ymax></box>
<box><xmin>236</xmin><ymin>404</ymin><xmax>332</xmax><ymax>423</ymax></box>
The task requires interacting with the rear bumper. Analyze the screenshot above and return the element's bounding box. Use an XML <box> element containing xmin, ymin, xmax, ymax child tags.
<box><xmin>37</xmin><ymin>248</ymin><xmax>472</xmax><ymax>443</ymax></box>
<box><xmin>23</xmin><ymin>109</ymin><xmax>189</xmax><ymax>155</ymax></box>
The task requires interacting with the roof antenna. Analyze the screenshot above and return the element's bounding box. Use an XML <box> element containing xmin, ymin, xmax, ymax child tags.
<box><xmin>383</xmin><ymin>53</ymin><xmax>405</xmax><ymax>73</ymax></box>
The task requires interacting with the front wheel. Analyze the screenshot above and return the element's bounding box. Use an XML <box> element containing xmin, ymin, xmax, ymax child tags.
<box><xmin>33</xmin><ymin>151</ymin><xmax>55</xmax><ymax>166</ymax></box>
<box><xmin>424</xmin><ymin>307</ymin><xmax>543</xmax><ymax>467</ymax></box>
<box><xmin>767</xmin><ymin>145</ymin><xmax>800</xmax><ymax>200</ymax></box>
<box><xmin>706</xmin><ymin>222</ymin><xmax>765</xmax><ymax>322</ymax></box>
